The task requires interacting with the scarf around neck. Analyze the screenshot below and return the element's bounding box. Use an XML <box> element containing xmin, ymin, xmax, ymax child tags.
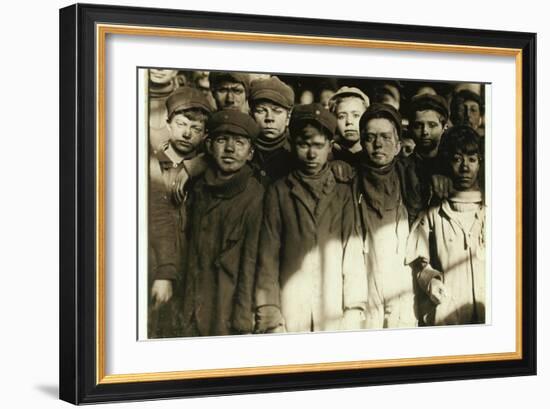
<box><xmin>203</xmin><ymin>164</ymin><xmax>252</xmax><ymax>198</ymax></box>
<box><xmin>255</xmin><ymin>130</ymin><xmax>287</xmax><ymax>153</ymax></box>
<box><xmin>360</xmin><ymin>159</ymin><xmax>401</xmax><ymax>217</ymax></box>
<box><xmin>294</xmin><ymin>164</ymin><xmax>332</xmax><ymax>202</ymax></box>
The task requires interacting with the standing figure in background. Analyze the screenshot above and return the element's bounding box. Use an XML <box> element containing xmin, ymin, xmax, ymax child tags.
<box><xmin>407</xmin><ymin>93</ymin><xmax>450</xmax><ymax>205</ymax></box>
<box><xmin>209</xmin><ymin>71</ymin><xmax>250</xmax><ymax>112</ymax></box>
<box><xmin>249</xmin><ymin>76</ymin><xmax>295</xmax><ymax>185</ymax></box>
<box><xmin>149</xmin><ymin>69</ymin><xmax>179</xmax><ymax>150</ymax></box>
<box><xmin>450</xmin><ymin>89</ymin><xmax>485</xmax><ymax>137</ymax></box>
<box><xmin>328</xmin><ymin>86</ymin><xmax>370</xmax><ymax>166</ymax></box>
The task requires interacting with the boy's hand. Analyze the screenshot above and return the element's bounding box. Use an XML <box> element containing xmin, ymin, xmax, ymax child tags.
<box><xmin>428</xmin><ymin>278</ymin><xmax>447</xmax><ymax>305</ymax></box>
<box><xmin>431</xmin><ymin>174</ymin><xmax>454</xmax><ymax>200</ymax></box>
<box><xmin>151</xmin><ymin>279</ymin><xmax>173</xmax><ymax>308</ymax></box>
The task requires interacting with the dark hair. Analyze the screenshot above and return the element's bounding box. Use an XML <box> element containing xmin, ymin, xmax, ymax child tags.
<box><xmin>439</xmin><ymin>125</ymin><xmax>484</xmax><ymax>175</ymax></box>
<box><xmin>167</xmin><ymin>108</ymin><xmax>209</xmax><ymax>124</ymax></box>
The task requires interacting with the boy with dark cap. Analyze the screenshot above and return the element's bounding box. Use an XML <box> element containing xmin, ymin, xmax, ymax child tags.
<box><xmin>181</xmin><ymin>109</ymin><xmax>264</xmax><ymax>337</ymax></box>
<box><xmin>328</xmin><ymin>86</ymin><xmax>370</xmax><ymax>166</ymax></box>
<box><xmin>407</xmin><ymin>93</ymin><xmax>450</xmax><ymax>205</ymax></box>
<box><xmin>355</xmin><ymin>103</ymin><xmax>419</xmax><ymax>329</ymax></box>
<box><xmin>148</xmin><ymin>86</ymin><xmax>212</xmax><ymax>338</ymax></box>
<box><xmin>407</xmin><ymin>126</ymin><xmax>486</xmax><ymax>326</ymax></box>
<box><xmin>255</xmin><ymin>103</ymin><xmax>367</xmax><ymax>334</ymax></box>
<box><xmin>249</xmin><ymin>76</ymin><xmax>295</xmax><ymax>185</ymax></box>
<box><xmin>209</xmin><ymin>71</ymin><xmax>250</xmax><ymax>112</ymax></box>
<box><xmin>450</xmin><ymin>89</ymin><xmax>485</xmax><ymax>136</ymax></box>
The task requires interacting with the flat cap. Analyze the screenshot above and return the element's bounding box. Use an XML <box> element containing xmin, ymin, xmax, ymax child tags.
<box><xmin>209</xmin><ymin>71</ymin><xmax>251</xmax><ymax>94</ymax></box>
<box><xmin>165</xmin><ymin>86</ymin><xmax>213</xmax><ymax>118</ymax></box>
<box><xmin>249</xmin><ymin>76</ymin><xmax>295</xmax><ymax>110</ymax></box>
<box><xmin>289</xmin><ymin>103</ymin><xmax>337</xmax><ymax>138</ymax></box>
<box><xmin>328</xmin><ymin>86</ymin><xmax>370</xmax><ymax>112</ymax></box>
<box><xmin>408</xmin><ymin>93</ymin><xmax>449</xmax><ymax>121</ymax></box>
<box><xmin>207</xmin><ymin>109</ymin><xmax>260</xmax><ymax>141</ymax></box>
<box><xmin>360</xmin><ymin>103</ymin><xmax>402</xmax><ymax>137</ymax></box>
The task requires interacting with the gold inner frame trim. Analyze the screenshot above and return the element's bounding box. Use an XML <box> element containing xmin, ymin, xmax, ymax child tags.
<box><xmin>95</xmin><ymin>23</ymin><xmax>523</xmax><ymax>385</ymax></box>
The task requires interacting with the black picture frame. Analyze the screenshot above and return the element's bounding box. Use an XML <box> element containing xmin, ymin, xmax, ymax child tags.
<box><xmin>59</xmin><ymin>3</ymin><xmax>537</xmax><ymax>404</ymax></box>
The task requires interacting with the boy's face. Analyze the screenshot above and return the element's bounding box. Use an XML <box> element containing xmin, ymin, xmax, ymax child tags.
<box><xmin>213</xmin><ymin>81</ymin><xmax>247</xmax><ymax>111</ymax></box>
<box><xmin>450</xmin><ymin>151</ymin><xmax>481</xmax><ymax>191</ymax></box>
<box><xmin>410</xmin><ymin>110</ymin><xmax>445</xmax><ymax>153</ymax></box>
<box><xmin>149</xmin><ymin>69</ymin><xmax>178</xmax><ymax>85</ymax></box>
<box><xmin>252</xmin><ymin>101</ymin><xmax>291</xmax><ymax>140</ymax></box>
<box><xmin>462</xmin><ymin>100</ymin><xmax>482</xmax><ymax>129</ymax></box>
<box><xmin>167</xmin><ymin>113</ymin><xmax>206</xmax><ymax>155</ymax></box>
<box><xmin>293</xmin><ymin>124</ymin><xmax>332</xmax><ymax>175</ymax></box>
<box><xmin>208</xmin><ymin>133</ymin><xmax>254</xmax><ymax>176</ymax></box>
<box><xmin>335</xmin><ymin>97</ymin><xmax>366</xmax><ymax>145</ymax></box>
<box><xmin>361</xmin><ymin>118</ymin><xmax>401</xmax><ymax>167</ymax></box>
<box><xmin>400</xmin><ymin>137</ymin><xmax>416</xmax><ymax>158</ymax></box>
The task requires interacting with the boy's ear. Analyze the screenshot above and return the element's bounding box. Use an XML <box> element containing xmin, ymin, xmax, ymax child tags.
<box><xmin>205</xmin><ymin>137</ymin><xmax>212</xmax><ymax>154</ymax></box>
<box><xmin>395</xmin><ymin>140</ymin><xmax>402</xmax><ymax>156</ymax></box>
<box><xmin>246</xmin><ymin>145</ymin><xmax>255</xmax><ymax>162</ymax></box>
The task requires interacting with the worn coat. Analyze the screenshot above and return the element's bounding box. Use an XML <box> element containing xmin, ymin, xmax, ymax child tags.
<box><xmin>148</xmin><ymin>147</ymin><xmax>207</xmax><ymax>281</ymax></box>
<box><xmin>407</xmin><ymin>199</ymin><xmax>486</xmax><ymax>325</ymax></box>
<box><xmin>353</xmin><ymin>174</ymin><xmax>417</xmax><ymax>329</ymax></box>
<box><xmin>148</xmin><ymin>147</ymin><xmax>207</xmax><ymax>338</ymax></box>
<box><xmin>255</xmin><ymin>170</ymin><xmax>367</xmax><ymax>333</ymax></box>
<box><xmin>182</xmin><ymin>165</ymin><xmax>264</xmax><ymax>336</ymax></box>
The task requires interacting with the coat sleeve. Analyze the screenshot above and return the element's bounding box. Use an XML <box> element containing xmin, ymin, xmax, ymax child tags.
<box><xmin>149</xmin><ymin>157</ymin><xmax>179</xmax><ymax>281</ymax></box>
<box><xmin>406</xmin><ymin>210</ymin><xmax>443</xmax><ymax>293</ymax></box>
<box><xmin>254</xmin><ymin>184</ymin><xmax>285</xmax><ymax>332</ymax></box>
<box><xmin>231</xmin><ymin>188</ymin><xmax>264</xmax><ymax>334</ymax></box>
<box><xmin>341</xmin><ymin>186</ymin><xmax>368</xmax><ymax>313</ymax></box>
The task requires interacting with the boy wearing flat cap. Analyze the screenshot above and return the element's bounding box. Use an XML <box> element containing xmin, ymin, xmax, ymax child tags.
<box><xmin>407</xmin><ymin>93</ymin><xmax>450</xmax><ymax>205</ymax></box>
<box><xmin>249</xmin><ymin>76</ymin><xmax>295</xmax><ymax>185</ymax></box>
<box><xmin>328</xmin><ymin>86</ymin><xmax>370</xmax><ymax>166</ymax></box>
<box><xmin>181</xmin><ymin>110</ymin><xmax>264</xmax><ymax>337</ymax></box>
<box><xmin>148</xmin><ymin>86</ymin><xmax>212</xmax><ymax>338</ymax></box>
<box><xmin>355</xmin><ymin>103</ymin><xmax>419</xmax><ymax>329</ymax></box>
<box><xmin>209</xmin><ymin>71</ymin><xmax>250</xmax><ymax>113</ymax></box>
<box><xmin>255</xmin><ymin>103</ymin><xmax>367</xmax><ymax>334</ymax></box>
<box><xmin>450</xmin><ymin>89</ymin><xmax>484</xmax><ymax>136</ymax></box>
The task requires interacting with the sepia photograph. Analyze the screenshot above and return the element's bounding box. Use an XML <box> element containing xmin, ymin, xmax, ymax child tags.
<box><xmin>140</xmin><ymin>67</ymin><xmax>489</xmax><ymax>339</ymax></box>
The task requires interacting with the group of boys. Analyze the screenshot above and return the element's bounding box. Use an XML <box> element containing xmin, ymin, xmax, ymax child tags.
<box><xmin>148</xmin><ymin>70</ymin><xmax>486</xmax><ymax>338</ymax></box>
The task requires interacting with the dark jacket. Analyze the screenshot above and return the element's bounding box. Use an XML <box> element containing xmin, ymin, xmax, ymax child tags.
<box><xmin>182</xmin><ymin>165</ymin><xmax>264</xmax><ymax>336</ymax></box>
<box><xmin>250</xmin><ymin>140</ymin><xmax>294</xmax><ymax>186</ymax></box>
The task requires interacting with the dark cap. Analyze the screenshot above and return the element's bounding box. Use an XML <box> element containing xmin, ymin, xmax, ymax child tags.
<box><xmin>408</xmin><ymin>93</ymin><xmax>449</xmax><ymax>122</ymax></box>
<box><xmin>165</xmin><ymin>86</ymin><xmax>213</xmax><ymax>118</ymax></box>
<box><xmin>209</xmin><ymin>71</ymin><xmax>251</xmax><ymax>94</ymax></box>
<box><xmin>452</xmin><ymin>89</ymin><xmax>483</xmax><ymax>107</ymax></box>
<box><xmin>207</xmin><ymin>109</ymin><xmax>260</xmax><ymax>141</ymax></box>
<box><xmin>249</xmin><ymin>76</ymin><xmax>295</xmax><ymax>110</ymax></box>
<box><xmin>359</xmin><ymin>103</ymin><xmax>402</xmax><ymax>137</ymax></box>
<box><xmin>289</xmin><ymin>103</ymin><xmax>337</xmax><ymax>138</ymax></box>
